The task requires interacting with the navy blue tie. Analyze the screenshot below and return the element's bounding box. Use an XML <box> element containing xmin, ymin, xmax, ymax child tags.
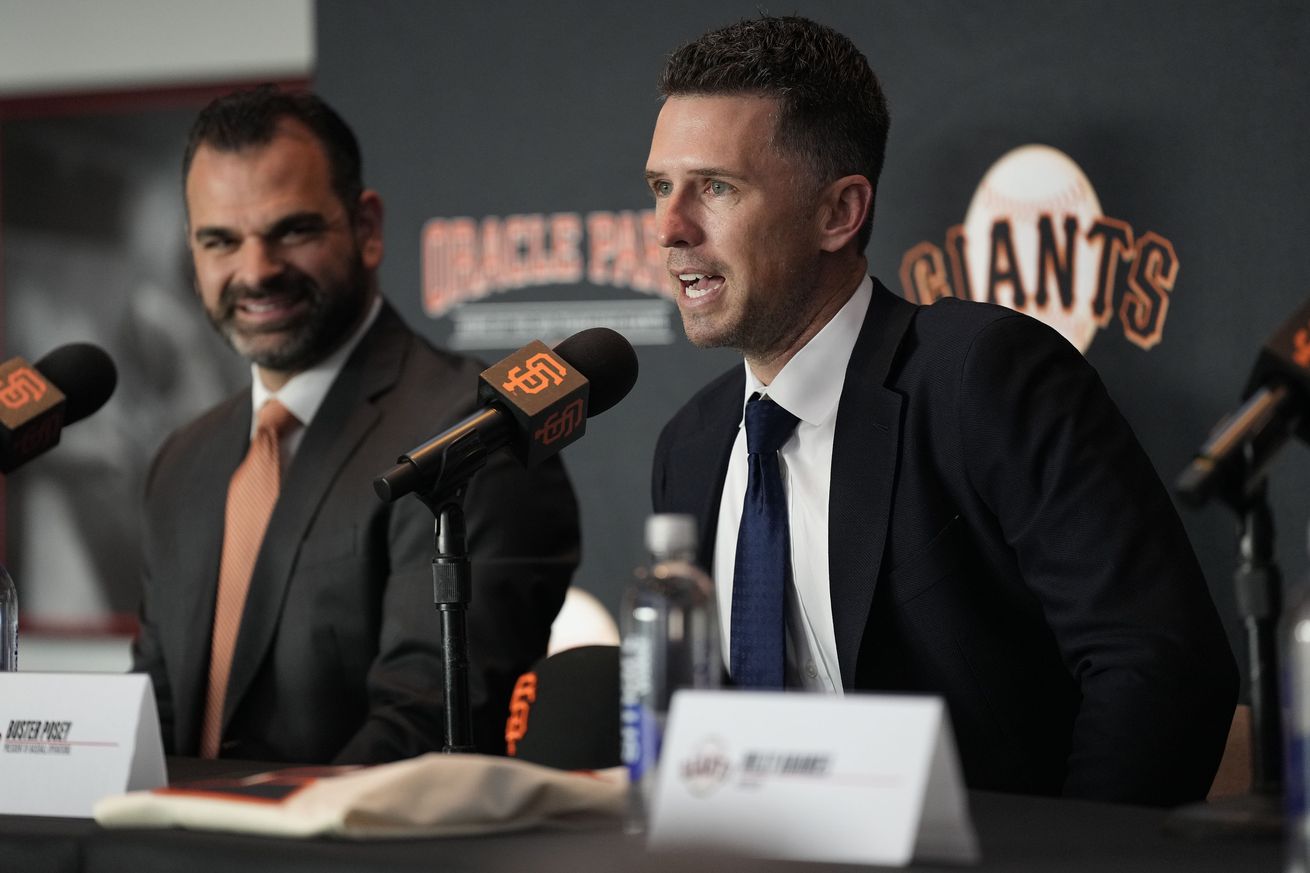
<box><xmin>731</xmin><ymin>394</ymin><xmax>800</xmax><ymax>689</ymax></box>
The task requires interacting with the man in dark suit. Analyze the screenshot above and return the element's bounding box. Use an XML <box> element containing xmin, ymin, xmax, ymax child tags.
<box><xmin>133</xmin><ymin>87</ymin><xmax>579</xmax><ymax>764</ymax></box>
<box><xmin>646</xmin><ymin>16</ymin><xmax>1236</xmax><ymax>806</ymax></box>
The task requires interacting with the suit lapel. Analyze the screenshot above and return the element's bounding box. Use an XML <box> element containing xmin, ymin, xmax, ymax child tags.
<box><xmin>221</xmin><ymin>305</ymin><xmax>408</xmax><ymax>726</ymax></box>
<box><xmin>685</xmin><ymin>370</ymin><xmax>746</xmax><ymax>571</ymax></box>
<box><xmin>829</xmin><ymin>279</ymin><xmax>917</xmax><ymax>689</ymax></box>
<box><xmin>172</xmin><ymin>395</ymin><xmax>250</xmax><ymax>752</ymax></box>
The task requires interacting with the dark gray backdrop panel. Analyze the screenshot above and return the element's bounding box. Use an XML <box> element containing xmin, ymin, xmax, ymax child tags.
<box><xmin>316</xmin><ymin>0</ymin><xmax>1310</xmax><ymax>689</ymax></box>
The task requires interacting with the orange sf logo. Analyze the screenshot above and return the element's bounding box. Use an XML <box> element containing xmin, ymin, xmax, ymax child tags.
<box><xmin>503</xmin><ymin>353</ymin><xmax>567</xmax><ymax>395</ymax></box>
<box><xmin>534</xmin><ymin>398</ymin><xmax>585</xmax><ymax>446</ymax></box>
<box><xmin>1294</xmin><ymin>325</ymin><xmax>1310</xmax><ymax>369</ymax></box>
<box><xmin>505</xmin><ymin>671</ymin><xmax>538</xmax><ymax>756</ymax></box>
<box><xmin>0</xmin><ymin>367</ymin><xmax>48</xmax><ymax>410</ymax></box>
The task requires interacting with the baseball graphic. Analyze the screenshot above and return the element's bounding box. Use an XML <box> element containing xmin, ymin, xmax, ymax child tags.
<box><xmin>963</xmin><ymin>145</ymin><xmax>1104</xmax><ymax>353</ymax></box>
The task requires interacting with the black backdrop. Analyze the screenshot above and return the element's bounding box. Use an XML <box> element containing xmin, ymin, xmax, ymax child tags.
<box><xmin>314</xmin><ymin>0</ymin><xmax>1310</xmax><ymax>687</ymax></box>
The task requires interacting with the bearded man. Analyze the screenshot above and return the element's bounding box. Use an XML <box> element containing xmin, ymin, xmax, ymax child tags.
<box><xmin>134</xmin><ymin>86</ymin><xmax>579</xmax><ymax>764</ymax></box>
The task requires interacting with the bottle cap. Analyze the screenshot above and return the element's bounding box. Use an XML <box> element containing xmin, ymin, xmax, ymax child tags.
<box><xmin>646</xmin><ymin>513</ymin><xmax>697</xmax><ymax>557</ymax></box>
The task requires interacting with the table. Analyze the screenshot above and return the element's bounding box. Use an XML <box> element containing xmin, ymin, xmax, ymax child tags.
<box><xmin>0</xmin><ymin>758</ymin><xmax>1284</xmax><ymax>872</ymax></box>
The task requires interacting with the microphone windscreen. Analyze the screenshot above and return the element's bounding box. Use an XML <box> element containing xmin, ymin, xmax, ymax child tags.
<box><xmin>553</xmin><ymin>328</ymin><xmax>638</xmax><ymax>417</ymax></box>
<box><xmin>505</xmin><ymin>644</ymin><xmax>620</xmax><ymax>771</ymax></box>
<box><xmin>34</xmin><ymin>343</ymin><xmax>117</xmax><ymax>426</ymax></box>
<box><xmin>1244</xmin><ymin>295</ymin><xmax>1310</xmax><ymax>443</ymax></box>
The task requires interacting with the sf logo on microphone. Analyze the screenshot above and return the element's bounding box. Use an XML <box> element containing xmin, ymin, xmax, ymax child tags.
<box><xmin>534</xmin><ymin>398</ymin><xmax>585</xmax><ymax>447</ymax></box>
<box><xmin>0</xmin><ymin>367</ymin><xmax>49</xmax><ymax>410</ymax></box>
<box><xmin>502</xmin><ymin>353</ymin><xmax>567</xmax><ymax>395</ymax></box>
<box><xmin>1294</xmin><ymin>324</ymin><xmax>1310</xmax><ymax>369</ymax></box>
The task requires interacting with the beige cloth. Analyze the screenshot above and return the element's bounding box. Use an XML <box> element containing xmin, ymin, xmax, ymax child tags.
<box><xmin>94</xmin><ymin>753</ymin><xmax>626</xmax><ymax>839</ymax></box>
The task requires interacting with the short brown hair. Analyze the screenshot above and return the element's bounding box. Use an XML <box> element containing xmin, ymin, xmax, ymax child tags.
<box><xmin>659</xmin><ymin>16</ymin><xmax>890</xmax><ymax>249</ymax></box>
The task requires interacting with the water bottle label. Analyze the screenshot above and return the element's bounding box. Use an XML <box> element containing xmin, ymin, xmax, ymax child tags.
<box><xmin>620</xmin><ymin>633</ymin><xmax>660</xmax><ymax>782</ymax></box>
<box><xmin>621</xmin><ymin>701</ymin><xmax>661</xmax><ymax>783</ymax></box>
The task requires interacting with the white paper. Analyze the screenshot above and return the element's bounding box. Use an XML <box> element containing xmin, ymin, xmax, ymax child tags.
<box><xmin>649</xmin><ymin>690</ymin><xmax>979</xmax><ymax>866</ymax></box>
<box><xmin>0</xmin><ymin>672</ymin><xmax>166</xmax><ymax>817</ymax></box>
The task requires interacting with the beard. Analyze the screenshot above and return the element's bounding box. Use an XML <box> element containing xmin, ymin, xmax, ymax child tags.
<box><xmin>206</xmin><ymin>255</ymin><xmax>370</xmax><ymax>374</ymax></box>
<box><xmin>677</xmin><ymin>263</ymin><xmax>818</xmax><ymax>360</ymax></box>
<box><xmin>695</xmin><ymin>285</ymin><xmax>815</xmax><ymax>357</ymax></box>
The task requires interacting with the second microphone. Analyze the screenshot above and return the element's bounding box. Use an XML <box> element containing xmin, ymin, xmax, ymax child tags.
<box><xmin>374</xmin><ymin>327</ymin><xmax>638</xmax><ymax>503</ymax></box>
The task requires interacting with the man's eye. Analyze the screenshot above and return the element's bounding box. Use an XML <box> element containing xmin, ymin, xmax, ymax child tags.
<box><xmin>200</xmin><ymin>237</ymin><xmax>236</xmax><ymax>252</ymax></box>
<box><xmin>708</xmin><ymin>180</ymin><xmax>732</xmax><ymax>196</ymax></box>
<box><xmin>279</xmin><ymin>225</ymin><xmax>321</xmax><ymax>244</ymax></box>
<box><xmin>651</xmin><ymin>180</ymin><xmax>672</xmax><ymax>197</ymax></box>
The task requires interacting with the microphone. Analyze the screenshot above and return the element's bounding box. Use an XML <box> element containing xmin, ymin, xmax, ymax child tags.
<box><xmin>374</xmin><ymin>328</ymin><xmax>638</xmax><ymax>503</ymax></box>
<box><xmin>1177</xmin><ymin>296</ymin><xmax>1310</xmax><ymax>506</ymax></box>
<box><xmin>0</xmin><ymin>343</ymin><xmax>118</xmax><ymax>473</ymax></box>
<box><xmin>504</xmin><ymin>645</ymin><xmax>620</xmax><ymax>771</ymax></box>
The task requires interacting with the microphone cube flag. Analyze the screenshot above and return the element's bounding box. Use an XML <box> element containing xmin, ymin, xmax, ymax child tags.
<box><xmin>479</xmin><ymin>340</ymin><xmax>590</xmax><ymax>467</ymax></box>
<box><xmin>1247</xmin><ymin>295</ymin><xmax>1310</xmax><ymax>443</ymax></box>
<box><xmin>0</xmin><ymin>357</ymin><xmax>66</xmax><ymax>473</ymax></box>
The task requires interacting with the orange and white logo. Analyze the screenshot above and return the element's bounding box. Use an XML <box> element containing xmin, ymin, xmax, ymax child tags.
<box><xmin>422</xmin><ymin>210</ymin><xmax>670</xmax><ymax>318</ymax></box>
<box><xmin>1294</xmin><ymin>324</ymin><xmax>1310</xmax><ymax>369</ymax></box>
<box><xmin>0</xmin><ymin>367</ymin><xmax>48</xmax><ymax>410</ymax></box>
<box><xmin>505</xmin><ymin>672</ymin><xmax>538</xmax><ymax>756</ymax></box>
<box><xmin>900</xmin><ymin>144</ymin><xmax>1178</xmax><ymax>353</ymax></box>
<box><xmin>502</xmin><ymin>352</ymin><xmax>567</xmax><ymax>395</ymax></box>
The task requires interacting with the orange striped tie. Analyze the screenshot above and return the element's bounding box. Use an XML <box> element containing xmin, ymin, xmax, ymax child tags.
<box><xmin>199</xmin><ymin>399</ymin><xmax>298</xmax><ymax>758</ymax></box>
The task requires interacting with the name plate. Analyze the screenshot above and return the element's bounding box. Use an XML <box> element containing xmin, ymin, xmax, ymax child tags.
<box><xmin>649</xmin><ymin>691</ymin><xmax>979</xmax><ymax>866</ymax></box>
<box><xmin>0</xmin><ymin>672</ymin><xmax>166</xmax><ymax>817</ymax></box>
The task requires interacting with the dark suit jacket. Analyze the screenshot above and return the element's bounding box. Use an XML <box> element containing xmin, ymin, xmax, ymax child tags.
<box><xmin>134</xmin><ymin>303</ymin><xmax>579</xmax><ymax>764</ymax></box>
<box><xmin>652</xmin><ymin>278</ymin><xmax>1237</xmax><ymax>806</ymax></box>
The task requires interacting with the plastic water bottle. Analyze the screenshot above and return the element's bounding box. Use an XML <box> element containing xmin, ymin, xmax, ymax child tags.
<box><xmin>1286</xmin><ymin>522</ymin><xmax>1310</xmax><ymax>873</ymax></box>
<box><xmin>620</xmin><ymin>513</ymin><xmax>720</xmax><ymax>833</ymax></box>
<box><xmin>0</xmin><ymin>564</ymin><xmax>17</xmax><ymax>671</ymax></box>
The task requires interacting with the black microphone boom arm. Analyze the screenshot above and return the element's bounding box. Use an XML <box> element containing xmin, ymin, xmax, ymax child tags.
<box><xmin>374</xmin><ymin>408</ymin><xmax>499</xmax><ymax>506</ymax></box>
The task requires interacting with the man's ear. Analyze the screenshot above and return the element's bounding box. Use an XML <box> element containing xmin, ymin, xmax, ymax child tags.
<box><xmin>817</xmin><ymin>174</ymin><xmax>873</xmax><ymax>253</ymax></box>
<box><xmin>353</xmin><ymin>189</ymin><xmax>385</xmax><ymax>269</ymax></box>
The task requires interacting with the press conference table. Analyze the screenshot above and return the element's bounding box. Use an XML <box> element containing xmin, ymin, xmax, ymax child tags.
<box><xmin>0</xmin><ymin>758</ymin><xmax>1283</xmax><ymax>873</ymax></box>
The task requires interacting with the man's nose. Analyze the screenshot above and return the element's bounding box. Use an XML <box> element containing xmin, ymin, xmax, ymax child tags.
<box><xmin>234</xmin><ymin>238</ymin><xmax>285</xmax><ymax>288</ymax></box>
<box><xmin>656</xmin><ymin>192</ymin><xmax>704</xmax><ymax>249</ymax></box>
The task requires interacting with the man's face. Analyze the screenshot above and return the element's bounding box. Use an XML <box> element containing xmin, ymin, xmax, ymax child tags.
<box><xmin>184</xmin><ymin>121</ymin><xmax>381</xmax><ymax>380</ymax></box>
<box><xmin>645</xmin><ymin>95</ymin><xmax>825</xmax><ymax>358</ymax></box>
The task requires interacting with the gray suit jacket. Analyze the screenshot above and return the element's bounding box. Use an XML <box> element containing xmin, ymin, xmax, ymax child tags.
<box><xmin>134</xmin><ymin>303</ymin><xmax>579</xmax><ymax>763</ymax></box>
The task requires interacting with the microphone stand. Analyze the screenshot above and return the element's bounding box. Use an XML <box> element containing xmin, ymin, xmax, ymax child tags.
<box><xmin>1170</xmin><ymin>451</ymin><xmax>1284</xmax><ymax>837</ymax></box>
<box><xmin>406</xmin><ymin>431</ymin><xmax>494</xmax><ymax>755</ymax></box>
<box><xmin>1234</xmin><ymin>481</ymin><xmax>1283</xmax><ymax>799</ymax></box>
<box><xmin>414</xmin><ymin>488</ymin><xmax>476</xmax><ymax>754</ymax></box>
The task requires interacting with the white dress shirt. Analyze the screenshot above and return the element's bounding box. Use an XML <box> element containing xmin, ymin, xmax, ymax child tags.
<box><xmin>249</xmin><ymin>294</ymin><xmax>383</xmax><ymax>466</ymax></box>
<box><xmin>712</xmin><ymin>276</ymin><xmax>873</xmax><ymax>691</ymax></box>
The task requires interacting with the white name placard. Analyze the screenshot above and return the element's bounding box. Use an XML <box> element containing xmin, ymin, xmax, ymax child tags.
<box><xmin>649</xmin><ymin>691</ymin><xmax>979</xmax><ymax>866</ymax></box>
<box><xmin>0</xmin><ymin>672</ymin><xmax>166</xmax><ymax>817</ymax></box>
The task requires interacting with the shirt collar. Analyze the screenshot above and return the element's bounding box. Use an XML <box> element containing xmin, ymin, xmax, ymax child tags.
<box><xmin>740</xmin><ymin>275</ymin><xmax>873</xmax><ymax>426</ymax></box>
<box><xmin>250</xmin><ymin>294</ymin><xmax>383</xmax><ymax>433</ymax></box>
